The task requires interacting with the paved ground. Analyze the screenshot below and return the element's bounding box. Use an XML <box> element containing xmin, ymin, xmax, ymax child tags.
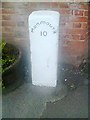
<box><xmin>41</xmin><ymin>85</ymin><xmax>88</xmax><ymax>118</ymax></box>
<box><xmin>2</xmin><ymin>83</ymin><xmax>88</xmax><ymax>118</ymax></box>
<box><xmin>2</xmin><ymin>83</ymin><xmax>67</xmax><ymax>118</ymax></box>
<box><xmin>2</xmin><ymin>50</ymin><xmax>88</xmax><ymax>118</ymax></box>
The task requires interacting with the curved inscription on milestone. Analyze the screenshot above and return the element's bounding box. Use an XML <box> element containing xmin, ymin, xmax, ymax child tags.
<box><xmin>31</xmin><ymin>21</ymin><xmax>57</xmax><ymax>34</ymax></box>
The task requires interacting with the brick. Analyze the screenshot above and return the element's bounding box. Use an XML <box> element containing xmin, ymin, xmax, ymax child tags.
<box><xmin>15</xmin><ymin>31</ymin><xmax>28</xmax><ymax>38</ymax></box>
<box><xmin>2</xmin><ymin>36</ymin><xmax>14</xmax><ymax>42</ymax></box>
<box><xmin>71</xmin><ymin>35</ymin><xmax>80</xmax><ymax>41</ymax></box>
<box><xmin>0</xmin><ymin>27</ymin><xmax>2</xmax><ymax>32</ymax></box>
<box><xmin>2</xmin><ymin>2</ymin><xmax>15</xmax><ymax>8</ymax></box>
<box><xmin>2</xmin><ymin>32</ymin><xmax>14</xmax><ymax>38</ymax></box>
<box><xmin>89</xmin><ymin>4</ymin><xmax>90</xmax><ymax>11</ymax></box>
<box><xmin>59</xmin><ymin>9</ymin><xmax>70</xmax><ymax>15</ymax></box>
<box><xmin>73</xmin><ymin>10</ymin><xmax>84</xmax><ymax>16</ymax></box>
<box><xmin>2</xmin><ymin>21</ymin><xmax>16</xmax><ymax>26</ymax></box>
<box><xmin>74</xmin><ymin>0</ymin><xmax>88</xmax><ymax>2</ymax></box>
<box><xmin>0</xmin><ymin>33</ymin><xmax>2</xmax><ymax>38</ymax></box>
<box><xmin>62</xmin><ymin>34</ymin><xmax>80</xmax><ymax>41</ymax></box>
<box><xmin>89</xmin><ymin>21</ymin><xmax>90</xmax><ymax>26</ymax></box>
<box><xmin>62</xmin><ymin>34</ymin><xmax>71</xmax><ymax>41</ymax></box>
<box><xmin>15</xmin><ymin>8</ymin><xmax>30</xmax><ymax>15</ymax></box>
<box><xmin>2</xmin><ymin>2</ymin><xmax>28</xmax><ymax>9</ymax></box>
<box><xmin>50</xmin><ymin>2</ymin><xmax>59</xmax><ymax>8</ymax></box>
<box><xmin>60</xmin><ymin>16</ymin><xmax>69</xmax><ymax>23</ymax></box>
<box><xmin>0</xmin><ymin>15</ymin><xmax>2</xmax><ymax>20</ymax></box>
<box><xmin>72</xmin><ymin>17</ymin><xmax>88</xmax><ymax>22</ymax></box>
<box><xmin>81</xmin><ymin>23</ymin><xmax>88</xmax><ymax>28</ymax></box>
<box><xmin>0</xmin><ymin>20</ymin><xmax>2</xmax><ymax>26</ymax></box>
<box><xmin>88</xmin><ymin>11</ymin><xmax>90</xmax><ymax>18</ymax></box>
<box><xmin>73</xmin><ymin>23</ymin><xmax>81</xmax><ymax>28</ymax></box>
<box><xmin>14</xmin><ymin>3</ymin><xmax>28</xmax><ymax>9</ymax></box>
<box><xmin>69</xmin><ymin>3</ymin><xmax>79</xmax><ymax>10</ymax></box>
<box><xmin>36</xmin><ymin>2</ymin><xmax>51</xmax><ymax>9</ymax></box>
<box><xmin>16</xmin><ymin>3</ymin><xmax>28</xmax><ymax>8</ymax></box>
<box><xmin>0</xmin><ymin>9</ymin><xmax>2</xmax><ymax>14</ymax></box>
<box><xmin>62</xmin><ymin>40</ymin><xmax>70</xmax><ymax>47</ymax></box>
<box><xmin>14</xmin><ymin>38</ymin><xmax>27</xmax><ymax>42</ymax></box>
<box><xmin>60</xmin><ymin>22</ymin><xmax>65</xmax><ymax>26</ymax></box>
<box><xmin>2</xmin><ymin>14</ymin><xmax>11</xmax><ymax>20</ymax></box>
<box><xmin>66</xmin><ymin>29</ymin><xmax>87</xmax><ymax>35</ymax></box>
<box><xmin>79</xmin><ymin>3</ymin><xmax>88</xmax><ymax>10</ymax></box>
<box><xmin>58</xmin><ymin>3</ymin><xmax>69</xmax><ymax>9</ymax></box>
<box><xmin>2</xmin><ymin>26</ymin><xmax>15</xmax><ymax>33</ymax></box>
<box><xmin>17</xmin><ymin>21</ymin><xmax>25</xmax><ymax>27</ymax></box>
<box><xmin>84</xmin><ymin>11</ymin><xmax>88</xmax><ymax>16</ymax></box>
<box><xmin>28</xmin><ymin>2</ymin><xmax>37</xmax><ymax>9</ymax></box>
<box><xmin>15</xmin><ymin>27</ymin><xmax>28</xmax><ymax>33</ymax></box>
<box><xmin>2</xmin><ymin>8</ymin><xmax>15</xmax><ymax>14</ymax></box>
<box><xmin>80</xmin><ymin>34</ymin><xmax>88</xmax><ymax>40</ymax></box>
<box><xmin>0</xmin><ymin>2</ymin><xmax>2</xmax><ymax>7</ymax></box>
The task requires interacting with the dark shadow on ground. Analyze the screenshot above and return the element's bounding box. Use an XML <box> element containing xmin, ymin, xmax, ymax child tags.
<box><xmin>41</xmin><ymin>85</ymin><xmax>88</xmax><ymax>118</ymax></box>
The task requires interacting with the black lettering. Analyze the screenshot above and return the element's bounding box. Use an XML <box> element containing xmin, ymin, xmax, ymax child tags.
<box><xmin>46</xmin><ymin>22</ymin><xmax>49</xmax><ymax>25</ymax></box>
<box><xmin>49</xmin><ymin>24</ymin><xmax>53</xmax><ymax>28</ymax></box>
<box><xmin>31</xmin><ymin>21</ymin><xmax>56</xmax><ymax>33</ymax></box>
<box><xmin>40</xmin><ymin>31</ymin><xmax>47</xmax><ymax>36</ymax></box>
<box><xmin>34</xmin><ymin>25</ymin><xmax>37</xmax><ymax>29</ymax></box>
<box><xmin>31</xmin><ymin>28</ymin><xmax>34</xmax><ymax>32</ymax></box>
<box><xmin>36</xmin><ymin>22</ymin><xmax>40</xmax><ymax>26</ymax></box>
<box><xmin>40</xmin><ymin>21</ymin><xmax>46</xmax><ymax>24</ymax></box>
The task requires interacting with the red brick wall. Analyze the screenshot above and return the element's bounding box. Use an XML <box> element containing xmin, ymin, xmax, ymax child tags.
<box><xmin>2</xmin><ymin>2</ymin><xmax>88</xmax><ymax>67</ymax></box>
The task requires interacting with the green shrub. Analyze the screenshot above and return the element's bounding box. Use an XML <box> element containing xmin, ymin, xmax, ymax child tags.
<box><xmin>0</xmin><ymin>40</ymin><xmax>16</xmax><ymax>73</ymax></box>
<box><xmin>0</xmin><ymin>39</ymin><xmax>17</xmax><ymax>88</ymax></box>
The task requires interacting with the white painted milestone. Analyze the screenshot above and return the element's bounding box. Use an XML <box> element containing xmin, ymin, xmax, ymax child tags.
<box><xmin>28</xmin><ymin>10</ymin><xmax>60</xmax><ymax>87</ymax></box>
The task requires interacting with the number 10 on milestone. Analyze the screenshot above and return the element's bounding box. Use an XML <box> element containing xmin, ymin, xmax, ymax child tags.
<box><xmin>40</xmin><ymin>31</ymin><xmax>47</xmax><ymax>36</ymax></box>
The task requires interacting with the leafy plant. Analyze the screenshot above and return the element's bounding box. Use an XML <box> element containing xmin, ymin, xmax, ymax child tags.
<box><xmin>1</xmin><ymin>40</ymin><xmax>17</xmax><ymax>73</ymax></box>
<box><xmin>0</xmin><ymin>39</ymin><xmax>18</xmax><ymax>88</ymax></box>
